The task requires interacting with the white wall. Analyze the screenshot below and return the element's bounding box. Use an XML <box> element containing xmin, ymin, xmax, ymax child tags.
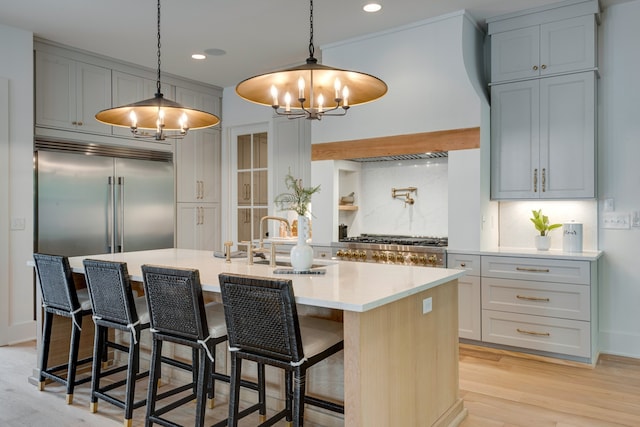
<box><xmin>0</xmin><ymin>24</ymin><xmax>35</xmax><ymax>345</ymax></box>
<box><xmin>312</xmin><ymin>11</ymin><xmax>482</xmax><ymax>144</ymax></box>
<box><xmin>596</xmin><ymin>0</ymin><xmax>640</xmax><ymax>357</ymax></box>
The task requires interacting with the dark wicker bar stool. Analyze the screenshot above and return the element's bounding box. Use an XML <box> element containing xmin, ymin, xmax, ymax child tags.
<box><xmin>218</xmin><ymin>273</ymin><xmax>345</xmax><ymax>427</ymax></box>
<box><xmin>83</xmin><ymin>259</ymin><xmax>152</xmax><ymax>427</ymax></box>
<box><xmin>33</xmin><ymin>253</ymin><xmax>94</xmax><ymax>405</ymax></box>
<box><xmin>141</xmin><ymin>265</ymin><xmax>233</xmax><ymax>427</ymax></box>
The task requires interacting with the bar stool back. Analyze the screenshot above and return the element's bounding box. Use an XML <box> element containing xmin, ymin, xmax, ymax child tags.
<box><xmin>83</xmin><ymin>259</ymin><xmax>150</xmax><ymax>427</ymax></box>
<box><xmin>33</xmin><ymin>253</ymin><xmax>94</xmax><ymax>404</ymax></box>
<box><xmin>141</xmin><ymin>265</ymin><xmax>230</xmax><ymax>427</ymax></box>
<box><xmin>218</xmin><ymin>273</ymin><xmax>344</xmax><ymax>427</ymax></box>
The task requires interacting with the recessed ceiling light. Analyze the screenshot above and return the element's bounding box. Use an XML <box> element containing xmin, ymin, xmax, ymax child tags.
<box><xmin>363</xmin><ymin>2</ymin><xmax>382</xmax><ymax>13</ymax></box>
<box><xmin>204</xmin><ymin>48</ymin><xmax>227</xmax><ymax>56</ymax></box>
<box><xmin>191</xmin><ymin>53</ymin><xmax>206</xmax><ymax>60</ymax></box>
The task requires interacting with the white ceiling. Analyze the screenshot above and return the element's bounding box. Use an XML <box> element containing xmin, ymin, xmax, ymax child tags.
<box><xmin>0</xmin><ymin>0</ymin><xmax>624</xmax><ymax>89</ymax></box>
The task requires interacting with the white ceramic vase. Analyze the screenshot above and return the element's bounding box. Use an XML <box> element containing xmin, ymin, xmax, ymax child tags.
<box><xmin>290</xmin><ymin>215</ymin><xmax>313</xmax><ymax>271</ymax></box>
<box><xmin>535</xmin><ymin>235</ymin><xmax>551</xmax><ymax>251</ymax></box>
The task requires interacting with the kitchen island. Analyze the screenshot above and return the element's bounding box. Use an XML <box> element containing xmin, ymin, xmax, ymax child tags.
<box><xmin>37</xmin><ymin>248</ymin><xmax>467</xmax><ymax>426</ymax></box>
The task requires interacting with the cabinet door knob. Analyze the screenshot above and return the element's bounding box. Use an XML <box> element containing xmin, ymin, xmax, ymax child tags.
<box><xmin>533</xmin><ymin>65</ymin><xmax>539</xmax><ymax>71</ymax></box>
<box><xmin>541</xmin><ymin>64</ymin><xmax>547</xmax><ymax>70</ymax></box>
<box><xmin>460</xmin><ymin>263</ymin><xmax>466</xmax><ymax>267</ymax></box>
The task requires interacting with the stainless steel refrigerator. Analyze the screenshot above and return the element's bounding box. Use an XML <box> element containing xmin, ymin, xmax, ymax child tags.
<box><xmin>36</xmin><ymin>141</ymin><xmax>174</xmax><ymax>257</ymax></box>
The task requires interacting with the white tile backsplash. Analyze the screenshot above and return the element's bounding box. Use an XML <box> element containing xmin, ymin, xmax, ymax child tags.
<box><xmin>356</xmin><ymin>158</ymin><xmax>448</xmax><ymax>237</ymax></box>
<box><xmin>498</xmin><ymin>200</ymin><xmax>597</xmax><ymax>251</ymax></box>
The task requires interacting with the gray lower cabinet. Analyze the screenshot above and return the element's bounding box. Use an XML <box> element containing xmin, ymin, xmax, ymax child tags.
<box><xmin>449</xmin><ymin>253</ymin><xmax>598</xmax><ymax>363</ymax></box>
<box><xmin>447</xmin><ymin>254</ymin><xmax>481</xmax><ymax>340</ymax></box>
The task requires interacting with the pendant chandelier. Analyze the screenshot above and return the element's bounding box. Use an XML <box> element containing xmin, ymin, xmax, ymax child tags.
<box><xmin>235</xmin><ymin>0</ymin><xmax>387</xmax><ymax>120</ymax></box>
<box><xmin>95</xmin><ymin>0</ymin><xmax>220</xmax><ymax>140</ymax></box>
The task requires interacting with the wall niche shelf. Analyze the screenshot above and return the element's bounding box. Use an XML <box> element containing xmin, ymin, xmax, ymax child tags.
<box><xmin>339</xmin><ymin>205</ymin><xmax>358</xmax><ymax>211</ymax></box>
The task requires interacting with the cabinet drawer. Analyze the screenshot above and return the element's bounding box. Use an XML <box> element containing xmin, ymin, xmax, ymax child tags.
<box><xmin>447</xmin><ymin>254</ymin><xmax>480</xmax><ymax>276</ymax></box>
<box><xmin>482</xmin><ymin>310</ymin><xmax>590</xmax><ymax>358</ymax></box>
<box><xmin>482</xmin><ymin>278</ymin><xmax>590</xmax><ymax>321</ymax></box>
<box><xmin>482</xmin><ymin>256</ymin><xmax>590</xmax><ymax>285</ymax></box>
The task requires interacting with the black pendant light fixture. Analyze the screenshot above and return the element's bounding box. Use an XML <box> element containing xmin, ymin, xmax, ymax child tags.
<box><xmin>235</xmin><ymin>0</ymin><xmax>387</xmax><ymax>120</ymax></box>
<box><xmin>95</xmin><ymin>0</ymin><xmax>220</xmax><ymax>140</ymax></box>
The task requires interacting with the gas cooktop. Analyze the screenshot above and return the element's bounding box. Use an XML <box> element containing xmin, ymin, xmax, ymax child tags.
<box><xmin>339</xmin><ymin>234</ymin><xmax>448</xmax><ymax>247</ymax></box>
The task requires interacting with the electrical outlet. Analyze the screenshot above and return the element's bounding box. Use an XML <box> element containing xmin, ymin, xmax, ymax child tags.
<box><xmin>632</xmin><ymin>211</ymin><xmax>640</xmax><ymax>228</ymax></box>
<box><xmin>10</xmin><ymin>217</ymin><xmax>25</xmax><ymax>230</ymax></box>
<box><xmin>602</xmin><ymin>212</ymin><xmax>630</xmax><ymax>229</ymax></box>
<box><xmin>422</xmin><ymin>297</ymin><xmax>432</xmax><ymax>314</ymax></box>
<box><xmin>604</xmin><ymin>198</ymin><xmax>615</xmax><ymax>212</ymax></box>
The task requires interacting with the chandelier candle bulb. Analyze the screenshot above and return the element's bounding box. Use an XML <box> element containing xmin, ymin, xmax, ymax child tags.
<box><xmin>271</xmin><ymin>85</ymin><xmax>279</xmax><ymax>106</ymax></box>
<box><xmin>285</xmin><ymin>92</ymin><xmax>291</xmax><ymax>111</ymax></box>
<box><xmin>298</xmin><ymin>77</ymin><xmax>305</xmax><ymax>99</ymax></box>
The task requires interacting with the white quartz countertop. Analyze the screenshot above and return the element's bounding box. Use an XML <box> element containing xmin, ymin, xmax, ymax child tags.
<box><xmin>62</xmin><ymin>248</ymin><xmax>466</xmax><ymax>313</ymax></box>
<box><xmin>447</xmin><ymin>247</ymin><xmax>603</xmax><ymax>261</ymax></box>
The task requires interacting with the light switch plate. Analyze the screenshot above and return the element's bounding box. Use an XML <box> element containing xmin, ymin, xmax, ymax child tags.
<box><xmin>632</xmin><ymin>211</ymin><xmax>640</xmax><ymax>228</ymax></box>
<box><xmin>602</xmin><ymin>212</ymin><xmax>630</xmax><ymax>229</ymax></box>
<box><xmin>422</xmin><ymin>297</ymin><xmax>432</xmax><ymax>314</ymax></box>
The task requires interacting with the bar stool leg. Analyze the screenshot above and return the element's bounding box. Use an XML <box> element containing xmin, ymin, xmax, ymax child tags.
<box><xmin>145</xmin><ymin>337</ymin><xmax>163</xmax><ymax>427</ymax></box>
<box><xmin>66</xmin><ymin>316</ymin><xmax>83</xmax><ymax>404</ymax></box>
<box><xmin>293</xmin><ymin>367</ymin><xmax>307</xmax><ymax>427</ymax></box>
<box><xmin>123</xmin><ymin>329</ymin><xmax>140</xmax><ymax>426</ymax></box>
<box><xmin>195</xmin><ymin>348</ymin><xmax>209</xmax><ymax>427</ymax></box>
<box><xmin>90</xmin><ymin>323</ymin><xmax>106</xmax><ymax>413</ymax></box>
<box><xmin>227</xmin><ymin>353</ymin><xmax>242</xmax><ymax>427</ymax></box>
<box><xmin>285</xmin><ymin>370</ymin><xmax>293</xmax><ymax>424</ymax></box>
<box><xmin>258</xmin><ymin>362</ymin><xmax>267</xmax><ymax>422</ymax></box>
<box><xmin>207</xmin><ymin>341</ymin><xmax>217</xmax><ymax>409</ymax></box>
<box><xmin>38</xmin><ymin>311</ymin><xmax>54</xmax><ymax>391</ymax></box>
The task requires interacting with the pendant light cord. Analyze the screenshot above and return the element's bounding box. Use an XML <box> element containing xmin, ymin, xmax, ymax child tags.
<box><xmin>308</xmin><ymin>0</ymin><xmax>315</xmax><ymax>59</ymax></box>
<box><xmin>156</xmin><ymin>0</ymin><xmax>162</xmax><ymax>96</ymax></box>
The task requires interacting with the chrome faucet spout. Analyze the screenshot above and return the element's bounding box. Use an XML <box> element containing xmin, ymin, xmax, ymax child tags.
<box><xmin>259</xmin><ymin>216</ymin><xmax>291</xmax><ymax>248</ymax></box>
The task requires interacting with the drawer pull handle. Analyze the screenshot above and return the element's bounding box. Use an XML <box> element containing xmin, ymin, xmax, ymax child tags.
<box><xmin>517</xmin><ymin>328</ymin><xmax>550</xmax><ymax>337</ymax></box>
<box><xmin>516</xmin><ymin>295</ymin><xmax>550</xmax><ymax>302</ymax></box>
<box><xmin>516</xmin><ymin>267</ymin><xmax>550</xmax><ymax>273</ymax></box>
<box><xmin>460</xmin><ymin>263</ymin><xmax>466</xmax><ymax>267</ymax></box>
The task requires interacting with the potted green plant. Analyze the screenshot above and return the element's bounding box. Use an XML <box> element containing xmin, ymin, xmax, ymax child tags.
<box><xmin>274</xmin><ymin>173</ymin><xmax>321</xmax><ymax>217</ymax></box>
<box><xmin>530</xmin><ymin>209</ymin><xmax>561</xmax><ymax>250</ymax></box>
<box><xmin>274</xmin><ymin>173</ymin><xmax>321</xmax><ymax>271</ymax></box>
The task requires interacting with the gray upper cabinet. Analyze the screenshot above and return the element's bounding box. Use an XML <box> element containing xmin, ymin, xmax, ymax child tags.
<box><xmin>35</xmin><ymin>51</ymin><xmax>112</xmax><ymax>135</ymax></box>
<box><xmin>488</xmin><ymin>1</ymin><xmax>599</xmax><ymax>200</ymax></box>
<box><xmin>491</xmin><ymin>72</ymin><xmax>595</xmax><ymax>199</ymax></box>
<box><xmin>490</xmin><ymin>14</ymin><xmax>597</xmax><ymax>83</ymax></box>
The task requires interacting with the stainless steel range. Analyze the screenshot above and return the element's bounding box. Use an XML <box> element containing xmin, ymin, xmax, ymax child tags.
<box><xmin>333</xmin><ymin>234</ymin><xmax>447</xmax><ymax>267</ymax></box>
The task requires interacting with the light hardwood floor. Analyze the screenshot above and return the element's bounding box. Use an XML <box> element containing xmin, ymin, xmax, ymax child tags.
<box><xmin>1</xmin><ymin>341</ymin><xmax>640</xmax><ymax>426</ymax></box>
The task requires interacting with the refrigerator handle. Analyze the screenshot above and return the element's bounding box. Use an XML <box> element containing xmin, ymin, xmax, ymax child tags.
<box><xmin>108</xmin><ymin>176</ymin><xmax>115</xmax><ymax>253</ymax></box>
<box><xmin>118</xmin><ymin>176</ymin><xmax>125</xmax><ymax>252</ymax></box>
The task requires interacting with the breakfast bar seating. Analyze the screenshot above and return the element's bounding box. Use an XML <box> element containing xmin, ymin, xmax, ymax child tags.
<box><xmin>33</xmin><ymin>248</ymin><xmax>466</xmax><ymax>426</ymax></box>
<box><xmin>33</xmin><ymin>253</ymin><xmax>94</xmax><ymax>405</ymax></box>
<box><xmin>219</xmin><ymin>273</ymin><xmax>344</xmax><ymax>427</ymax></box>
<box><xmin>141</xmin><ymin>265</ymin><xmax>241</xmax><ymax>427</ymax></box>
<box><xmin>82</xmin><ymin>259</ymin><xmax>151</xmax><ymax>426</ymax></box>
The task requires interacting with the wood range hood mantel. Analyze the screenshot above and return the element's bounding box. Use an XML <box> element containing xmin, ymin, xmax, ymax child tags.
<box><xmin>311</xmin><ymin>127</ymin><xmax>480</xmax><ymax>161</ymax></box>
